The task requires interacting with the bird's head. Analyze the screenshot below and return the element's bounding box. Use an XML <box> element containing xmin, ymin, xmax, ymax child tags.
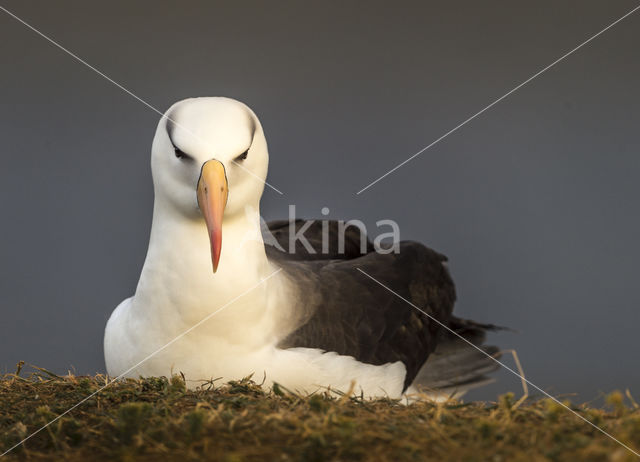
<box><xmin>150</xmin><ymin>97</ymin><xmax>269</xmax><ymax>272</ymax></box>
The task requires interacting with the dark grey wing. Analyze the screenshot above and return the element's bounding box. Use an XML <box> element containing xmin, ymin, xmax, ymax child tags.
<box><xmin>273</xmin><ymin>240</ymin><xmax>456</xmax><ymax>391</ymax></box>
<box><xmin>264</xmin><ymin>219</ymin><xmax>374</xmax><ymax>261</ymax></box>
<box><xmin>414</xmin><ymin>317</ymin><xmax>502</xmax><ymax>391</ymax></box>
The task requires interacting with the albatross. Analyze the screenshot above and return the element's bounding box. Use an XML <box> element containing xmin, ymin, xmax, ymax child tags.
<box><xmin>104</xmin><ymin>97</ymin><xmax>500</xmax><ymax>399</ymax></box>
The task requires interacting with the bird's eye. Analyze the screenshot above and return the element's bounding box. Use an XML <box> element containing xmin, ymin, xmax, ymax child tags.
<box><xmin>174</xmin><ymin>147</ymin><xmax>191</xmax><ymax>160</ymax></box>
<box><xmin>234</xmin><ymin>150</ymin><xmax>249</xmax><ymax>162</ymax></box>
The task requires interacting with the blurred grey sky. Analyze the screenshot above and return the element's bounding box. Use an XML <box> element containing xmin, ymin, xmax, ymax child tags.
<box><xmin>1</xmin><ymin>0</ymin><xmax>639</xmax><ymax>402</ymax></box>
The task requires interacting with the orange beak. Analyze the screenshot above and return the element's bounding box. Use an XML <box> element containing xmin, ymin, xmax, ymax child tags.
<box><xmin>197</xmin><ymin>160</ymin><xmax>229</xmax><ymax>273</ymax></box>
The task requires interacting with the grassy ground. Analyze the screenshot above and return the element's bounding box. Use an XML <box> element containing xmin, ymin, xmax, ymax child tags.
<box><xmin>1</xmin><ymin>366</ymin><xmax>639</xmax><ymax>461</ymax></box>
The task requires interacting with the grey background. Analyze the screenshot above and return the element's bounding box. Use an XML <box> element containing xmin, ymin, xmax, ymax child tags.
<box><xmin>1</xmin><ymin>0</ymin><xmax>638</xmax><ymax>402</ymax></box>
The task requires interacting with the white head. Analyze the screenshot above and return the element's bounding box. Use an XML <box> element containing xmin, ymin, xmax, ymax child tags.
<box><xmin>150</xmin><ymin>97</ymin><xmax>269</xmax><ymax>271</ymax></box>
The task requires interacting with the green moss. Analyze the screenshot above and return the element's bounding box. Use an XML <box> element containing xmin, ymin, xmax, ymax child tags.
<box><xmin>116</xmin><ymin>402</ymin><xmax>153</xmax><ymax>445</ymax></box>
<box><xmin>168</xmin><ymin>375</ymin><xmax>186</xmax><ymax>395</ymax></box>
<box><xmin>55</xmin><ymin>417</ymin><xmax>84</xmax><ymax>446</ymax></box>
<box><xmin>184</xmin><ymin>409</ymin><xmax>206</xmax><ymax>441</ymax></box>
<box><xmin>308</xmin><ymin>394</ymin><xmax>330</xmax><ymax>413</ymax></box>
<box><xmin>607</xmin><ymin>390</ymin><xmax>628</xmax><ymax>417</ymax></box>
<box><xmin>1</xmin><ymin>370</ymin><xmax>639</xmax><ymax>461</ymax></box>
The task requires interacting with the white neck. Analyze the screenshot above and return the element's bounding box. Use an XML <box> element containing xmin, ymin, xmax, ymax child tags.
<box><xmin>132</xmin><ymin>198</ymin><xmax>278</xmax><ymax>342</ymax></box>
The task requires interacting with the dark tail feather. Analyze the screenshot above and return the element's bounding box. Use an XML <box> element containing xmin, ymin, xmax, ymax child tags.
<box><xmin>414</xmin><ymin>317</ymin><xmax>503</xmax><ymax>393</ymax></box>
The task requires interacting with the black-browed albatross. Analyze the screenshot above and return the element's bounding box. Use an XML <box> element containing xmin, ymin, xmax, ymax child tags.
<box><xmin>104</xmin><ymin>97</ymin><xmax>500</xmax><ymax>399</ymax></box>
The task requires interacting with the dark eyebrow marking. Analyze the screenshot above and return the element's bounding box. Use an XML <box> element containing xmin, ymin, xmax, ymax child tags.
<box><xmin>165</xmin><ymin>109</ymin><xmax>177</xmax><ymax>143</ymax></box>
<box><xmin>249</xmin><ymin>114</ymin><xmax>256</xmax><ymax>146</ymax></box>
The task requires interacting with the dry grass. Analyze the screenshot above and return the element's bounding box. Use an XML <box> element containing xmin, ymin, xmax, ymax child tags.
<box><xmin>1</xmin><ymin>365</ymin><xmax>640</xmax><ymax>461</ymax></box>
